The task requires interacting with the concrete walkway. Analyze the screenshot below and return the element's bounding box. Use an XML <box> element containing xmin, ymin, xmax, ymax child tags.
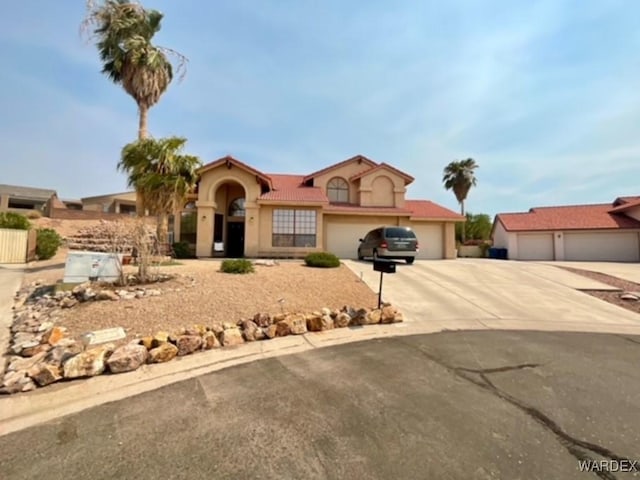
<box><xmin>0</xmin><ymin>265</ymin><xmax>24</xmax><ymax>379</ymax></box>
<box><xmin>543</xmin><ymin>261</ymin><xmax>640</xmax><ymax>284</ymax></box>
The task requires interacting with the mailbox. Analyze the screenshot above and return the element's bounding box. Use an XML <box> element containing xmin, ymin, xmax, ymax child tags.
<box><xmin>373</xmin><ymin>258</ymin><xmax>396</xmax><ymax>274</ymax></box>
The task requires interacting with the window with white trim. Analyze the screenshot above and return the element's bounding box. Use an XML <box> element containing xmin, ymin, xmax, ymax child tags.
<box><xmin>272</xmin><ymin>209</ymin><xmax>317</xmax><ymax>247</ymax></box>
<box><xmin>327</xmin><ymin>177</ymin><xmax>349</xmax><ymax>203</ymax></box>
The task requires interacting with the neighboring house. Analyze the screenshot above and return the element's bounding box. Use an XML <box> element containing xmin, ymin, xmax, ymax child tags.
<box><xmin>492</xmin><ymin>196</ymin><xmax>640</xmax><ymax>262</ymax></box>
<box><xmin>0</xmin><ymin>184</ymin><xmax>56</xmax><ymax>212</ymax></box>
<box><xmin>174</xmin><ymin>154</ymin><xmax>463</xmax><ymax>259</ymax></box>
<box><xmin>81</xmin><ymin>191</ymin><xmax>138</xmax><ymax>215</ymax></box>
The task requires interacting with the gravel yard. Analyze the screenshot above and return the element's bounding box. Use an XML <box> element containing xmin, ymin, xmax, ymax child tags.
<box><xmin>558</xmin><ymin>266</ymin><xmax>640</xmax><ymax>315</ymax></box>
<box><xmin>22</xmin><ymin>249</ymin><xmax>378</xmax><ymax>344</ymax></box>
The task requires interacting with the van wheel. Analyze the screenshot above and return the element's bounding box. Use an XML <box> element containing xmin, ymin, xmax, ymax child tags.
<box><xmin>406</xmin><ymin>257</ymin><xmax>415</xmax><ymax>264</ymax></box>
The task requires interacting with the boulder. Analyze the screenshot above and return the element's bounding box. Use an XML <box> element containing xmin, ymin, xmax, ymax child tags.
<box><xmin>1</xmin><ymin>370</ymin><xmax>28</xmax><ymax>394</ymax></box>
<box><xmin>60</xmin><ymin>297</ymin><xmax>78</xmax><ymax>309</ymax></box>
<box><xmin>72</xmin><ymin>282</ymin><xmax>90</xmax><ymax>296</ymax></box>
<box><xmin>107</xmin><ymin>343</ymin><xmax>149</xmax><ymax>373</ymax></box>
<box><xmin>242</xmin><ymin>320</ymin><xmax>265</xmax><ymax>341</ymax></box>
<box><xmin>253</xmin><ymin>312</ymin><xmax>272</xmax><ymax>328</ymax></box>
<box><xmin>283</xmin><ymin>314</ymin><xmax>308</xmax><ymax>335</ymax></box>
<box><xmin>362</xmin><ymin>309</ymin><xmax>382</xmax><ymax>325</ymax></box>
<box><xmin>28</xmin><ymin>363</ymin><xmax>63</xmax><ymax>386</ymax></box>
<box><xmin>275</xmin><ymin>321</ymin><xmax>291</xmax><ymax>337</ymax></box>
<box><xmin>37</xmin><ymin>321</ymin><xmax>54</xmax><ymax>332</ymax></box>
<box><xmin>139</xmin><ymin>336</ymin><xmax>154</xmax><ymax>350</ymax></box>
<box><xmin>350</xmin><ymin>308</ymin><xmax>371</xmax><ymax>326</ymax></box>
<box><xmin>42</xmin><ymin>326</ymin><xmax>67</xmax><ymax>346</ymax></box>
<box><xmin>272</xmin><ymin>313</ymin><xmax>286</xmax><ymax>323</ymax></box>
<box><xmin>45</xmin><ymin>342</ymin><xmax>83</xmax><ymax>368</ymax></box>
<box><xmin>221</xmin><ymin>328</ymin><xmax>245</xmax><ymax>346</ymax></box>
<box><xmin>151</xmin><ymin>331</ymin><xmax>171</xmax><ymax>348</ymax></box>
<box><xmin>63</xmin><ymin>344</ymin><xmax>114</xmax><ymax>379</ymax></box>
<box><xmin>263</xmin><ymin>324</ymin><xmax>278</xmax><ymax>339</ymax></box>
<box><xmin>176</xmin><ymin>335</ymin><xmax>203</xmax><ymax>356</ymax></box>
<box><xmin>11</xmin><ymin>340</ymin><xmax>39</xmax><ymax>356</ymax></box>
<box><xmin>307</xmin><ymin>314</ymin><xmax>334</xmax><ymax>332</ymax></box>
<box><xmin>21</xmin><ymin>343</ymin><xmax>52</xmax><ymax>357</ymax></box>
<box><xmin>210</xmin><ymin>322</ymin><xmax>224</xmax><ymax>335</ymax></box>
<box><xmin>7</xmin><ymin>351</ymin><xmax>47</xmax><ymax>372</ymax></box>
<box><xmin>381</xmin><ymin>305</ymin><xmax>403</xmax><ymax>323</ymax></box>
<box><xmin>222</xmin><ymin>321</ymin><xmax>237</xmax><ymax>330</ymax></box>
<box><xmin>148</xmin><ymin>343</ymin><xmax>179</xmax><ymax>363</ymax></box>
<box><xmin>334</xmin><ymin>312</ymin><xmax>351</xmax><ymax>328</ymax></box>
<box><xmin>96</xmin><ymin>290</ymin><xmax>119</xmax><ymax>301</ymax></box>
<box><xmin>202</xmin><ymin>331</ymin><xmax>221</xmax><ymax>349</ymax></box>
<box><xmin>321</xmin><ymin>307</ymin><xmax>332</xmax><ymax>317</ymax></box>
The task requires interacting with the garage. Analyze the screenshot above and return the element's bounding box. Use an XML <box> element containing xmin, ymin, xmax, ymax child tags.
<box><xmin>517</xmin><ymin>233</ymin><xmax>554</xmax><ymax>260</ymax></box>
<box><xmin>325</xmin><ymin>221</ymin><xmax>383</xmax><ymax>259</ymax></box>
<box><xmin>411</xmin><ymin>223</ymin><xmax>444</xmax><ymax>259</ymax></box>
<box><xmin>564</xmin><ymin>232</ymin><xmax>640</xmax><ymax>262</ymax></box>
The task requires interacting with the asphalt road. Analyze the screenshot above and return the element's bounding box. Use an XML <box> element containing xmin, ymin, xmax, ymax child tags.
<box><xmin>1</xmin><ymin>330</ymin><xmax>640</xmax><ymax>480</ymax></box>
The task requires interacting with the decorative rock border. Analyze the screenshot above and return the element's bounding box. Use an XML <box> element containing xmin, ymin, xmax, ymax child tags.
<box><xmin>0</xmin><ymin>281</ymin><xmax>403</xmax><ymax>394</ymax></box>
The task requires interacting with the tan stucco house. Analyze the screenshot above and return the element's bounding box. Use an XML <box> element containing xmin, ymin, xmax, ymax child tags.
<box><xmin>492</xmin><ymin>196</ymin><xmax>640</xmax><ymax>262</ymax></box>
<box><xmin>81</xmin><ymin>191</ymin><xmax>138</xmax><ymax>215</ymax></box>
<box><xmin>172</xmin><ymin>154</ymin><xmax>463</xmax><ymax>259</ymax></box>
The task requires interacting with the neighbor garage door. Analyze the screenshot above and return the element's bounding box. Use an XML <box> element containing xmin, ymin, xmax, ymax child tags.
<box><xmin>517</xmin><ymin>233</ymin><xmax>554</xmax><ymax>260</ymax></box>
<box><xmin>411</xmin><ymin>223</ymin><xmax>444</xmax><ymax>259</ymax></box>
<box><xmin>564</xmin><ymin>232</ymin><xmax>640</xmax><ymax>262</ymax></box>
<box><xmin>325</xmin><ymin>222</ymin><xmax>382</xmax><ymax>259</ymax></box>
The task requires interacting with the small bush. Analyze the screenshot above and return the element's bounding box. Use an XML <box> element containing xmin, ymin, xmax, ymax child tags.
<box><xmin>172</xmin><ymin>241</ymin><xmax>194</xmax><ymax>259</ymax></box>
<box><xmin>36</xmin><ymin>228</ymin><xmax>62</xmax><ymax>260</ymax></box>
<box><xmin>304</xmin><ymin>252</ymin><xmax>340</xmax><ymax>268</ymax></box>
<box><xmin>0</xmin><ymin>212</ymin><xmax>31</xmax><ymax>230</ymax></box>
<box><xmin>220</xmin><ymin>259</ymin><xmax>254</xmax><ymax>274</ymax></box>
<box><xmin>25</xmin><ymin>210</ymin><xmax>43</xmax><ymax>219</ymax></box>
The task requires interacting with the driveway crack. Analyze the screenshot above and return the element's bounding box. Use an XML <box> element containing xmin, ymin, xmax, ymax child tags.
<box><xmin>395</xmin><ymin>338</ymin><xmax>639</xmax><ymax>479</ymax></box>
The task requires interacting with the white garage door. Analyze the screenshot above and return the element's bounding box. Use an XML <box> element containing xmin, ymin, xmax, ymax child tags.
<box><xmin>564</xmin><ymin>232</ymin><xmax>640</xmax><ymax>262</ymax></box>
<box><xmin>517</xmin><ymin>233</ymin><xmax>554</xmax><ymax>260</ymax></box>
<box><xmin>325</xmin><ymin>222</ymin><xmax>382</xmax><ymax>259</ymax></box>
<box><xmin>411</xmin><ymin>223</ymin><xmax>444</xmax><ymax>259</ymax></box>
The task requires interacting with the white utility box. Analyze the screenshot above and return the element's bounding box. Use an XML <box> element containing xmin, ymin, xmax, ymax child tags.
<box><xmin>63</xmin><ymin>251</ymin><xmax>123</xmax><ymax>283</ymax></box>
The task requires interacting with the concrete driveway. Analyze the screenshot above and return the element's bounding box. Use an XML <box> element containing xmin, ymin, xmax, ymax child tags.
<box><xmin>544</xmin><ymin>261</ymin><xmax>640</xmax><ymax>284</ymax></box>
<box><xmin>1</xmin><ymin>331</ymin><xmax>639</xmax><ymax>479</ymax></box>
<box><xmin>344</xmin><ymin>259</ymin><xmax>640</xmax><ymax>333</ymax></box>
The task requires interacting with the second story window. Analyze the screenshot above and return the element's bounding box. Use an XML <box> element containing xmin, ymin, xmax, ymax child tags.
<box><xmin>327</xmin><ymin>177</ymin><xmax>349</xmax><ymax>203</ymax></box>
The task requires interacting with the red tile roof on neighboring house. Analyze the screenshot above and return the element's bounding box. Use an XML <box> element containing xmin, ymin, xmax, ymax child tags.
<box><xmin>349</xmin><ymin>163</ymin><xmax>415</xmax><ymax>184</ymax></box>
<box><xmin>496</xmin><ymin>202</ymin><xmax>640</xmax><ymax>232</ymax></box>
<box><xmin>302</xmin><ymin>155</ymin><xmax>377</xmax><ymax>182</ymax></box>
<box><xmin>405</xmin><ymin>200</ymin><xmax>464</xmax><ymax>220</ymax></box>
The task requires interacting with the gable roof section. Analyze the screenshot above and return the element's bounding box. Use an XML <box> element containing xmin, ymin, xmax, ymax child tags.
<box><xmin>609</xmin><ymin>198</ymin><xmax>640</xmax><ymax>213</ymax></box>
<box><xmin>613</xmin><ymin>196</ymin><xmax>640</xmax><ymax>206</ymax></box>
<box><xmin>259</xmin><ymin>174</ymin><xmax>328</xmax><ymax>203</ymax></box>
<box><xmin>198</xmin><ymin>155</ymin><xmax>273</xmax><ymax>189</ymax></box>
<box><xmin>302</xmin><ymin>155</ymin><xmax>377</xmax><ymax>182</ymax></box>
<box><xmin>496</xmin><ymin>203</ymin><xmax>640</xmax><ymax>232</ymax></box>
<box><xmin>406</xmin><ymin>200</ymin><xmax>464</xmax><ymax>220</ymax></box>
<box><xmin>349</xmin><ymin>162</ymin><xmax>415</xmax><ymax>185</ymax></box>
<box><xmin>0</xmin><ymin>184</ymin><xmax>56</xmax><ymax>201</ymax></box>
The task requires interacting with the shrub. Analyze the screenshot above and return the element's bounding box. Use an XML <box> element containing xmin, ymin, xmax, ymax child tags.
<box><xmin>0</xmin><ymin>212</ymin><xmax>31</xmax><ymax>230</ymax></box>
<box><xmin>25</xmin><ymin>210</ymin><xmax>43</xmax><ymax>219</ymax></box>
<box><xmin>172</xmin><ymin>241</ymin><xmax>194</xmax><ymax>259</ymax></box>
<box><xmin>36</xmin><ymin>228</ymin><xmax>62</xmax><ymax>260</ymax></box>
<box><xmin>220</xmin><ymin>259</ymin><xmax>254</xmax><ymax>274</ymax></box>
<box><xmin>304</xmin><ymin>252</ymin><xmax>340</xmax><ymax>268</ymax></box>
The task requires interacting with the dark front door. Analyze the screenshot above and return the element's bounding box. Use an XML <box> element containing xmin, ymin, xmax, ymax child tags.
<box><xmin>227</xmin><ymin>222</ymin><xmax>245</xmax><ymax>257</ymax></box>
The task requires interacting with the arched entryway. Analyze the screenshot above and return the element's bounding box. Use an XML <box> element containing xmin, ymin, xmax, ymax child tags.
<box><xmin>213</xmin><ymin>181</ymin><xmax>247</xmax><ymax>258</ymax></box>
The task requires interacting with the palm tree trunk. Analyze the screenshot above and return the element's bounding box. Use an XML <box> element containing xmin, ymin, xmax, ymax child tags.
<box><xmin>460</xmin><ymin>201</ymin><xmax>466</xmax><ymax>243</ymax></box>
<box><xmin>157</xmin><ymin>213</ymin><xmax>169</xmax><ymax>246</ymax></box>
<box><xmin>135</xmin><ymin>105</ymin><xmax>149</xmax><ymax>217</ymax></box>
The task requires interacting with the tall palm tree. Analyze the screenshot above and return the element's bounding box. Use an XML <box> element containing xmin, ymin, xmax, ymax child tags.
<box><xmin>119</xmin><ymin>137</ymin><xmax>201</xmax><ymax>246</ymax></box>
<box><xmin>443</xmin><ymin>158</ymin><xmax>479</xmax><ymax>243</ymax></box>
<box><xmin>83</xmin><ymin>0</ymin><xmax>187</xmax><ymax>214</ymax></box>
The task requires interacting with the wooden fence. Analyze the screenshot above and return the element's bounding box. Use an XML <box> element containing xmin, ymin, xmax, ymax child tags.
<box><xmin>0</xmin><ymin>228</ymin><xmax>37</xmax><ymax>263</ymax></box>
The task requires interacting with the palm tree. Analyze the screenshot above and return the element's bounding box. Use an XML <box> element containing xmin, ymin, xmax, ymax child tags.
<box><xmin>443</xmin><ymin>158</ymin><xmax>478</xmax><ymax>243</ymax></box>
<box><xmin>83</xmin><ymin>0</ymin><xmax>187</xmax><ymax>214</ymax></box>
<box><xmin>119</xmin><ymin>137</ymin><xmax>201</xmax><ymax>246</ymax></box>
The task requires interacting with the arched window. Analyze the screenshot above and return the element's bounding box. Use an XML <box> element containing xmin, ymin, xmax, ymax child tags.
<box><xmin>228</xmin><ymin>198</ymin><xmax>246</xmax><ymax>217</ymax></box>
<box><xmin>327</xmin><ymin>177</ymin><xmax>349</xmax><ymax>203</ymax></box>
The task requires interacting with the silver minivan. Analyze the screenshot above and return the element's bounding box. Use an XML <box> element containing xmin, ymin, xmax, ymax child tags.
<box><xmin>357</xmin><ymin>226</ymin><xmax>419</xmax><ymax>264</ymax></box>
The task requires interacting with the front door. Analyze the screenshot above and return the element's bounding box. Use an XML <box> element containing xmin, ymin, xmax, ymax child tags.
<box><xmin>227</xmin><ymin>222</ymin><xmax>245</xmax><ymax>257</ymax></box>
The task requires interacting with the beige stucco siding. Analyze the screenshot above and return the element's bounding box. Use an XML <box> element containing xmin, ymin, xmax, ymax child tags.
<box><xmin>411</xmin><ymin>222</ymin><xmax>444</xmax><ymax>259</ymax></box>
<box><xmin>564</xmin><ymin>231</ymin><xmax>640</xmax><ymax>262</ymax></box>
<box><xmin>324</xmin><ymin>216</ymin><xmax>390</xmax><ymax>258</ymax></box>
<box><xmin>313</xmin><ymin>160</ymin><xmax>374</xmax><ymax>205</ymax></box>
<box><xmin>256</xmin><ymin>204</ymin><xmax>324</xmax><ymax>257</ymax></box>
<box><xmin>357</xmin><ymin>170</ymin><xmax>406</xmax><ymax>208</ymax></box>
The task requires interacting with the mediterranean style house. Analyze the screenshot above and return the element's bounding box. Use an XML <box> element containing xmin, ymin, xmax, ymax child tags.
<box><xmin>170</xmin><ymin>154</ymin><xmax>463</xmax><ymax>259</ymax></box>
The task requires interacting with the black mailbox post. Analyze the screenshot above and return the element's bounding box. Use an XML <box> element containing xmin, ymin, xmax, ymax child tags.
<box><xmin>373</xmin><ymin>259</ymin><xmax>396</xmax><ymax>308</ymax></box>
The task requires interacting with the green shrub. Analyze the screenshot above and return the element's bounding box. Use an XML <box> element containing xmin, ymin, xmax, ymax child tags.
<box><xmin>36</xmin><ymin>228</ymin><xmax>62</xmax><ymax>260</ymax></box>
<box><xmin>172</xmin><ymin>241</ymin><xmax>194</xmax><ymax>259</ymax></box>
<box><xmin>304</xmin><ymin>252</ymin><xmax>340</xmax><ymax>268</ymax></box>
<box><xmin>220</xmin><ymin>259</ymin><xmax>254</xmax><ymax>274</ymax></box>
<box><xmin>0</xmin><ymin>212</ymin><xmax>31</xmax><ymax>230</ymax></box>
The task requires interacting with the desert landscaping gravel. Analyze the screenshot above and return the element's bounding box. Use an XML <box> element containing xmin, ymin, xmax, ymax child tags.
<box><xmin>22</xmin><ymin>249</ymin><xmax>378</xmax><ymax>344</ymax></box>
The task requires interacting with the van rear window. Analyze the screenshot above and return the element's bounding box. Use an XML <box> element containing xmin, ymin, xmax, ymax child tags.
<box><xmin>385</xmin><ymin>228</ymin><xmax>416</xmax><ymax>239</ymax></box>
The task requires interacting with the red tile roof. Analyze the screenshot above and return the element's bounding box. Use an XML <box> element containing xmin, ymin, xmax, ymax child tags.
<box><xmin>496</xmin><ymin>203</ymin><xmax>640</xmax><ymax>232</ymax></box>
<box><xmin>324</xmin><ymin>204</ymin><xmax>413</xmax><ymax>215</ymax></box>
<box><xmin>198</xmin><ymin>156</ymin><xmax>272</xmax><ymax>188</ymax></box>
<box><xmin>609</xmin><ymin>198</ymin><xmax>640</xmax><ymax>213</ymax></box>
<box><xmin>350</xmin><ymin>162</ymin><xmax>415</xmax><ymax>184</ymax></box>
<box><xmin>259</xmin><ymin>174</ymin><xmax>328</xmax><ymax>202</ymax></box>
<box><xmin>405</xmin><ymin>200</ymin><xmax>465</xmax><ymax>220</ymax></box>
<box><xmin>302</xmin><ymin>155</ymin><xmax>377</xmax><ymax>182</ymax></box>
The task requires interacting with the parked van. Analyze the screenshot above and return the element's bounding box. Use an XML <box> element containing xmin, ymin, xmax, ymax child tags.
<box><xmin>357</xmin><ymin>226</ymin><xmax>419</xmax><ymax>264</ymax></box>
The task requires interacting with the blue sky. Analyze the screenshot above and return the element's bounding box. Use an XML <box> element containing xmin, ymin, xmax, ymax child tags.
<box><xmin>1</xmin><ymin>0</ymin><xmax>639</xmax><ymax>216</ymax></box>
